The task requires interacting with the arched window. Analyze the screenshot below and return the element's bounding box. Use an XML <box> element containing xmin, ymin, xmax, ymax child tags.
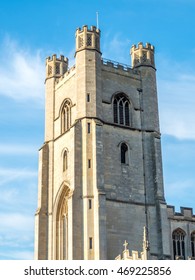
<box><xmin>63</xmin><ymin>150</ymin><xmax>68</xmax><ymax>172</ymax></box>
<box><xmin>121</xmin><ymin>143</ymin><xmax>128</xmax><ymax>164</ymax></box>
<box><xmin>113</xmin><ymin>93</ymin><xmax>130</xmax><ymax>126</ymax></box>
<box><xmin>191</xmin><ymin>231</ymin><xmax>195</xmax><ymax>258</ymax></box>
<box><xmin>55</xmin><ymin>186</ymin><xmax>71</xmax><ymax>260</ymax></box>
<box><xmin>61</xmin><ymin>99</ymin><xmax>71</xmax><ymax>133</ymax></box>
<box><xmin>172</xmin><ymin>228</ymin><xmax>186</xmax><ymax>259</ymax></box>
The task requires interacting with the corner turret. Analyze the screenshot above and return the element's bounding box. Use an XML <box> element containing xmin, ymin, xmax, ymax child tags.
<box><xmin>75</xmin><ymin>25</ymin><xmax>101</xmax><ymax>54</ymax></box>
<box><xmin>46</xmin><ymin>54</ymin><xmax>68</xmax><ymax>80</ymax></box>
<box><xmin>130</xmin><ymin>42</ymin><xmax>155</xmax><ymax>69</ymax></box>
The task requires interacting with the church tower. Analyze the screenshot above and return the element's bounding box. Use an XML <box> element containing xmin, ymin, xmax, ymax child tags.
<box><xmin>34</xmin><ymin>25</ymin><xmax>171</xmax><ymax>260</ymax></box>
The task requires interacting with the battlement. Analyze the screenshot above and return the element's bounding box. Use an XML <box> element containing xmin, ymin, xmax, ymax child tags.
<box><xmin>75</xmin><ymin>25</ymin><xmax>101</xmax><ymax>54</ymax></box>
<box><xmin>130</xmin><ymin>42</ymin><xmax>155</xmax><ymax>69</ymax></box>
<box><xmin>55</xmin><ymin>64</ymin><xmax>76</xmax><ymax>85</ymax></box>
<box><xmin>76</xmin><ymin>25</ymin><xmax>100</xmax><ymax>34</ymax></box>
<box><xmin>167</xmin><ymin>205</ymin><xmax>195</xmax><ymax>220</ymax></box>
<box><xmin>101</xmin><ymin>58</ymin><xmax>140</xmax><ymax>75</ymax></box>
<box><xmin>46</xmin><ymin>54</ymin><xmax>69</xmax><ymax>80</ymax></box>
<box><xmin>115</xmin><ymin>249</ymin><xmax>146</xmax><ymax>260</ymax></box>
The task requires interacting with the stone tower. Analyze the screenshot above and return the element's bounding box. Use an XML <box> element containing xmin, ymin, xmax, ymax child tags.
<box><xmin>34</xmin><ymin>25</ymin><xmax>171</xmax><ymax>260</ymax></box>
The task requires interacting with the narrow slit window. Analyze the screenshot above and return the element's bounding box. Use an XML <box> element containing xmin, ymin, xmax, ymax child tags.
<box><xmin>89</xmin><ymin>199</ymin><xmax>92</xmax><ymax>209</ymax></box>
<box><xmin>121</xmin><ymin>143</ymin><xmax>128</xmax><ymax>164</ymax></box>
<box><xmin>87</xmin><ymin>94</ymin><xmax>90</xmax><ymax>102</ymax></box>
<box><xmin>63</xmin><ymin>150</ymin><xmax>68</xmax><ymax>171</ymax></box>
<box><xmin>88</xmin><ymin>123</ymin><xmax>91</xmax><ymax>133</ymax></box>
<box><xmin>88</xmin><ymin>159</ymin><xmax>91</xmax><ymax>168</ymax></box>
<box><xmin>89</xmin><ymin>237</ymin><xmax>93</xmax><ymax>249</ymax></box>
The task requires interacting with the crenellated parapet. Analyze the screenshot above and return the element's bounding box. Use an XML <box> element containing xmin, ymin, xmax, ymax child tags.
<box><xmin>75</xmin><ymin>25</ymin><xmax>101</xmax><ymax>54</ymax></box>
<box><xmin>130</xmin><ymin>42</ymin><xmax>155</xmax><ymax>69</ymax></box>
<box><xmin>167</xmin><ymin>205</ymin><xmax>195</xmax><ymax>220</ymax></box>
<box><xmin>46</xmin><ymin>54</ymin><xmax>69</xmax><ymax>80</ymax></box>
<box><xmin>101</xmin><ymin>58</ymin><xmax>140</xmax><ymax>75</ymax></box>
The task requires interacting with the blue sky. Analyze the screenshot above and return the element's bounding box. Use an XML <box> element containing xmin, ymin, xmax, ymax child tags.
<box><xmin>0</xmin><ymin>0</ymin><xmax>195</xmax><ymax>260</ymax></box>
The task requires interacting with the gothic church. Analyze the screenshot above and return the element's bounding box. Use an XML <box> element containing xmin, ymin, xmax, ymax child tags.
<box><xmin>34</xmin><ymin>25</ymin><xmax>195</xmax><ymax>260</ymax></box>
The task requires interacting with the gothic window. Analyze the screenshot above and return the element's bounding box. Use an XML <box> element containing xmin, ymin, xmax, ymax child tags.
<box><xmin>113</xmin><ymin>93</ymin><xmax>131</xmax><ymax>126</ymax></box>
<box><xmin>191</xmin><ymin>231</ymin><xmax>195</xmax><ymax>258</ymax></box>
<box><xmin>61</xmin><ymin>99</ymin><xmax>72</xmax><ymax>133</ymax></box>
<box><xmin>121</xmin><ymin>143</ymin><xmax>128</xmax><ymax>164</ymax></box>
<box><xmin>63</xmin><ymin>150</ymin><xmax>68</xmax><ymax>172</ymax></box>
<box><xmin>55</xmin><ymin>186</ymin><xmax>71</xmax><ymax>260</ymax></box>
<box><xmin>172</xmin><ymin>228</ymin><xmax>186</xmax><ymax>260</ymax></box>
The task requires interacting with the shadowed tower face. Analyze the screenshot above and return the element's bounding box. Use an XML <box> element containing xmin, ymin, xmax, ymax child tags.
<box><xmin>34</xmin><ymin>25</ymin><xmax>171</xmax><ymax>260</ymax></box>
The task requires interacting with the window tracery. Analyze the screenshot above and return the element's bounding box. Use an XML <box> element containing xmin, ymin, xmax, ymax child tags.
<box><xmin>172</xmin><ymin>228</ymin><xmax>186</xmax><ymax>259</ymax></box>
<box><xmin>113</xmin><ymin>93</ymin><xmax>130</xmax><ymax>126</ymax></box>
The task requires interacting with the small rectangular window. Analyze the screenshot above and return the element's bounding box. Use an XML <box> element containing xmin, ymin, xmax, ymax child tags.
<box><xmin>87</xmin><ymin>93</ymin><xmax>90</xmax><ymax>102</ymax></box>
<box><xmin>87</xmin><ymin>123</ymin><xmax>91</xmax><ymax>133</ymax></box>
<box><xmin>89</xmin><ymin>237</ymin><xmax>93</xmax><ymax>249</ymax></box>
<box><xmin>88</xmin><ymin>159</ymin><xmax>91</xmax><ymax>168</ymax></box>
<box><xmin>89</xmin><ymin>199</ymin><xmax>92</xmax><ymax>209</ymax></box>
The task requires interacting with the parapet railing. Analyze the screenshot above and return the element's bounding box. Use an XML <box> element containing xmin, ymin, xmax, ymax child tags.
<box><xmin>102</xmin><ymin>58</ymin><xmax>132</xmax><ymax>71</ymax></box>
<box><xmin>101</xmin><ymin>58</ymin><xmax>140</xmax><ymax>75</ymax></box>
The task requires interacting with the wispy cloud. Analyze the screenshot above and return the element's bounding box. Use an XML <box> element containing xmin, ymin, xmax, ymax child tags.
<box><xmin>0</xmin><ymin>213</ymin><xmax>34</xmax><ymax>232</ymax></box>
<box><xmin>102</xmin><ymin>33</ymin><xmax>131</xmax><ymax>64</ymax></box>
<box><xmin>157</xmin><ymin>55</ymin><xmax>195</xmax><ymax>140</ymax></box>
<box><xmin>0</xmin><ymin>213</ymin><xmax>34</xmax><ymax>260</ymax></box>
<box><xmin>0</xmin><ymin>36</ymin><xmax>44</xmax><ymax>103</ymax></box>
<box><xmin>165</xmin><ymin>179</ymin><xmax>195</xmax><ymax>211</ymax></box>
<box><xmin>0</xmin><ymin>143</ymin><xmax>38</xmax><ymax>155</ymax></box>
<box><xmin>0</xmin><ymin>167</ymin><xmax>37</xmax><ymax>186</ymax></box>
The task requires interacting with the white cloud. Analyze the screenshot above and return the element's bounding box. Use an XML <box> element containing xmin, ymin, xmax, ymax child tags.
<box><xmin>165</xmin><ymin>179</ymin><xmax>195</xmax><ymax>211</ymax></box>
<box><xmin>0</xmin><ymin>250</ymin><xmax>34</xmax><ymax>260</ymax></box>
<box><xmin>0</xmin><ymin>213</ymin><xmax>34</xmax><ymax>232</ymax></box>
<box><xmin>0</xmin><ymin>213</ymin><xmax>34</xmax><ymax>259</ymax></box>
<box><xmin>0</xmin><ymin>143</ymin><xmax>38</xmax><ymax>155</ymax></box>
<box><xmin>102</xmin><ymin>33</ymin><xmax>131</xmax><ymax>64</ymax></box>
<box><xmin>0</xmin><ymin>36</ymin><xmax>44</xmax><ymax>103</ymax></box>
<box><xmin>0</xmin><ymin>167</ymin><xmax>37</xmax><ymax>186</ymax></box>
<box><xmin>157</xmin><ymin>55</ymin><xmax>195</xmax><ymax>140</ymax></box>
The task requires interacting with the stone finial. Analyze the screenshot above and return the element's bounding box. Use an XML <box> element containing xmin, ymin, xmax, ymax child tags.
<box><xmin>123</xmin><ymin>240</ymin><xmax>129</xmax><ymax>251</ymax></box>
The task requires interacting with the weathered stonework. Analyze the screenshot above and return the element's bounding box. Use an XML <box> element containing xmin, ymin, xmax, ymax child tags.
<box><xmin>34</xmin><ymin>25</ymin><xmax>195</xmax><ymax>260</ymax></box>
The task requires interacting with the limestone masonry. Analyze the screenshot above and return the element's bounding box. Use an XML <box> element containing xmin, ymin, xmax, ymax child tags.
<box><xmin>34</xmin><ymin>25</ymin><xmax>195</xmax><ymax>260</ymax></box>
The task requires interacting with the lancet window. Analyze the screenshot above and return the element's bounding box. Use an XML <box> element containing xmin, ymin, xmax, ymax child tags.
<box><xmin>61</xmin><ymin>99</ymin><xmax>72</xmax><ymax>133</ymax></box>
<box><xmin>121</xmin><ymin>142</ymin><xmax>129</xmax><ymax>164</ymax></box>
<box><xmin>63</xmin><ymin>150</ymin><xmax>68</xmax><ymax>172</ymax></box>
